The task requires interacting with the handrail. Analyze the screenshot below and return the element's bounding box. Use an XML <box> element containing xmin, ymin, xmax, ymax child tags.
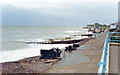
<box><xmin>97</xmin><ymin>31</ymin><xmax>120</xmax><ymax>74</ymax></box>
<box><xmin>108</xmin><ymin>32</ymin><xmax>120</xmax><ymax>42</ymax></box>
<box><xmin>109</xmin><ymin>32</ymin><xmax>120</xmax><ymax>33</ymax></box>
<box><xmin>97</xmin><ymin>32</ymin><xmax>109</xmax><ymax>74</ymax></box>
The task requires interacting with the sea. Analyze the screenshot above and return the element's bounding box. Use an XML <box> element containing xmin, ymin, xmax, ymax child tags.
<box><xmin>0</xmin><ymin>26</ymin><xmax>88</xmax><ymax>63</ymax></box>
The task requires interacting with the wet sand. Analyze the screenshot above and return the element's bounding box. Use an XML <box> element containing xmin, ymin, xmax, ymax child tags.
<box><xmin>47</xmin><ymin>32</ymin><xmax>107</xmax><ymax>73</ymax></box>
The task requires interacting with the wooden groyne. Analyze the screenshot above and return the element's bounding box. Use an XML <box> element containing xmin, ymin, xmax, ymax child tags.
<box><xmin>25</xmin><ymin>39</ymin><xmax>86</xmax><ymax>44</ymax></box>
<box><xmin>25</xmin><ymin>33</ymin><xmax>93</xmax><ymax>44</ymax></box>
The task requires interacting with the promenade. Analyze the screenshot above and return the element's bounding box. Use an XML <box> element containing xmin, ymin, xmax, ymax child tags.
<box><xmin>47</xmin><ymin>32</ymin><xmax>107</xmax><ymax>73</ymax></box>
<box><xmin>1</xmin><ymin>32</ymin><xmax>119</xmax><ymax>74</ymax></box>
<box><xmin>109</xmin><ymin>43</ymin><xmax>119</xmax><ymax>73</ymax></box>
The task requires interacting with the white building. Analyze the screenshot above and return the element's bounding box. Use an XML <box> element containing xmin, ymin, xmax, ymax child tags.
<box><xmin>109</xmin><ymin>23</ymin><xmax>117</xmax><ymax>29</ymax></box>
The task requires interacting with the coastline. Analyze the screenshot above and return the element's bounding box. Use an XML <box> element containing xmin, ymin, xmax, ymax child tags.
<box><xmin>2</xmin><ymin>56</ymin><xmax>55</xmax><ymax>73</ymax></box>
<box><xmin>47</xmin><ymin>32</ymin><xmax>107</xmax><ymax>73</ymax></box>
<box><xmin>1</xmin><ymin>38</ymin><xmax>91</xmax><ymax>73</ymax></box>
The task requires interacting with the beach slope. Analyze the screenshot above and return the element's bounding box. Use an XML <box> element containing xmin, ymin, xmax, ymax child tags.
<box><xmin>47</xmin><ymin>32</ymin><xmax>107</xmax><ymax>73</ymax></box>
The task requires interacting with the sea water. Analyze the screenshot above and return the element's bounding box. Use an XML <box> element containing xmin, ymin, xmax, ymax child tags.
<box><xmin>0</xmin><ymin>26</ymin><xmax>88</xmax><ymax>63</ymax></box>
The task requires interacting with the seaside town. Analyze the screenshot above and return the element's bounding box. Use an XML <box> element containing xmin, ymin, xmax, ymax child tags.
<box><xmin>1</xmin><ymin>22</ymin><xmax>120</xmax><ymax>74</ymax></box>
<box><xmin>1</xmin><ymin>0</ymin><xmax>120</xmax><ymax>74</ymax></box>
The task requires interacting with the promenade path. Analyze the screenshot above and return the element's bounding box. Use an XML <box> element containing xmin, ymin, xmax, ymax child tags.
<box><xmin>109</xmin><ymin>43</ymin><xmax>119</xmax><ymax>74</ymax></box>
<box><xmin>47</xmin><ymin>32</ymin><xmax>107</xmax><ymax>73</ymax></box>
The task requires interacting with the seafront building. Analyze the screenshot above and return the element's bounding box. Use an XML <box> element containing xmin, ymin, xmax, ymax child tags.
<box><xmin>109</xmin><ymin>23</ymin><xmax>118</xmax><ymax>29</ymax></box>
<box><xmin>97</xmin><ymin>23</ymin><xmax>120</xmax><ymax>74</ymax></box>
<box><xmin>83</xmin><ymin>23</ymin><xmax>110</xmax><ymax>33</ymax></box>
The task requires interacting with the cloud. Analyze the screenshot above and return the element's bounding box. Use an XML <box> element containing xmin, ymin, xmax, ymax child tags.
<box><xmin>1</xmin><ymin>1</ymin><xmax>65</xmax><ymax>9</ymax></box>
<box><xmin>1</xmin><ymin>0</ymin><xmax>119</xmax><ymax>9</ymax></box>
<box><xmin>1</xmin><ymin>0</ymin><xmax>119</xmax><ymax>3</ymax></box>
<box><xmin>2</xmin><ymin>2</ymin><xmax>118</xmax><ymax>26</ymax></box>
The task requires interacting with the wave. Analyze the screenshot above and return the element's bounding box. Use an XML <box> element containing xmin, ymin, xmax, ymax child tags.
<box><xmin>14</xmin><ymin>38</ymin><xmax>46</xmax><ymax>43</ymax></box>
<box><xmin>85</xmin><ymin>32</ymin><xmax>93</xmax><ymax>34</ymax></box>
<box><xmin>65</xmin><ymin>31</ymin><xmax>80</xmax><ymax>33</ymax></box>
<box><xmin>0</xmin><ymin>44</ymin><xmax>72</xmax><ymax>63</ymax></box>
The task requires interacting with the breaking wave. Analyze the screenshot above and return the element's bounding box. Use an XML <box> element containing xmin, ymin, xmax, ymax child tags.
<box><xmin>0</xmin><ymin>44</ymin><xmax>71</xmax><ymax>63</ymax></box>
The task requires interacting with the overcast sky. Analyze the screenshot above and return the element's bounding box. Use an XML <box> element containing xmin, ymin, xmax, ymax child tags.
<box><xmin>1</xmin><ymin>0</ymin><xmax>119</xmax><ymax>26</ymax></box>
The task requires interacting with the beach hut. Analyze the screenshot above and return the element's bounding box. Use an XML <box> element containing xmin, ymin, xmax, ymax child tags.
<box><xmin>109</xmin><ymin>25</ymin><xmax>120</xmax><ymax>43</ymax></box>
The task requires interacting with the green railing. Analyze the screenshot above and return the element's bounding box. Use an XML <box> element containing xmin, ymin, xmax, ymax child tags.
<box><xmin>108</xmin><ymin>32</ymin><xmax>120</xmax><ymax>42</ymax></box>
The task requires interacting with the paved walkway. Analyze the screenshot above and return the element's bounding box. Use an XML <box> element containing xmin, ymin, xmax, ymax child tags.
<box><xmin>47</xmin><ymin>33</ymin><xmax>107</xmax><ymax>73</ymax></box>
<box><xmin>109</xmin><ymin>43</ymin><xmax>119</xmax><ymax>73</ymax></box>
<box><xmin>0</xmin><ymin>63</ymin><xmax>2</xmax><ymax>75</ymax></box>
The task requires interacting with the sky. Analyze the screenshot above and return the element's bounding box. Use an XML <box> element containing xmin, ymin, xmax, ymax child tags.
<box><xmin>118</xmin><ymin>1</ymin><xmax>120</xmax><ymax>22</ymax></box>
<box><xmin>1</xmin><ymin>0</ymin><xmax>119</xmax><ymax>26</ymax></box>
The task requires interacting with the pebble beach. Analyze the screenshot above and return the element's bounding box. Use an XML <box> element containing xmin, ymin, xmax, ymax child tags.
<box><xmin>1</xmin><ymin>38</ymin><xmax>91</xmax><ymax>74</ymax></box>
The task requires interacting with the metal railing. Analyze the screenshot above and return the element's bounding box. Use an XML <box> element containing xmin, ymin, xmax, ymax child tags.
<box><xmin>97</xmin><ymin>32</ymin><xmax>109</xmax><ymax>74</ymax></box>
<box><xmin>97</xmin><ymin>31</ymin><xmax>120</xmax><ymax>74</ymax></box>
<box><xmin>108</xmin><ymin>32</ymin><xmax>120</xmax><ymax>42</ymax></box>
